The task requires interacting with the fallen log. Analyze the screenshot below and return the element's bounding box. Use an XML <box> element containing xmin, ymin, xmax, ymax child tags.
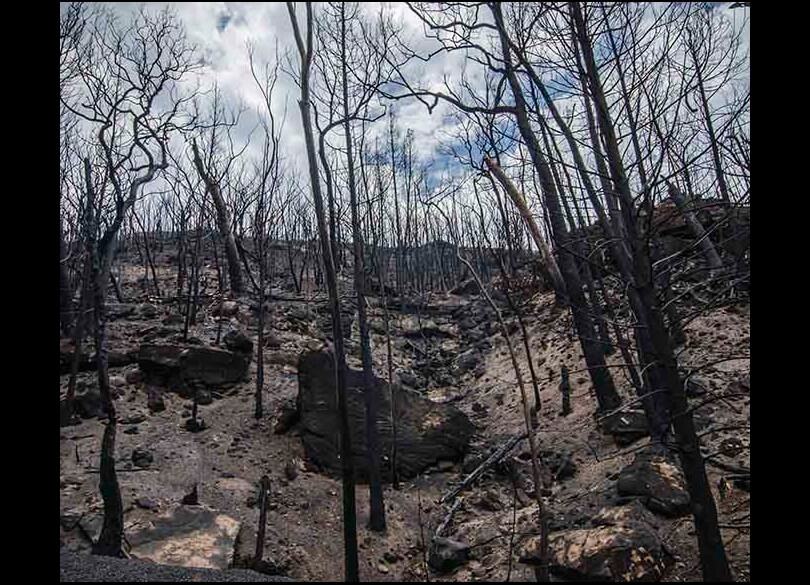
<box><xmin>439</xmin><ymin>432</ymin><xmax>527</xmax><ymax>505</ymax></box>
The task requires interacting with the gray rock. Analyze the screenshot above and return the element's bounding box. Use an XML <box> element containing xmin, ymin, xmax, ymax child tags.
<box><xmin>428</xmin><ymin>537</ymin><xmax>470</xmax><ymax>573</ymax></box>
<box><xmin>617</xmin><ymin>452</ymin><xmax>691</xmax><ymax>517</ymax></box>
<box><xmin>452</xmin><ymin>350</ymin><xmax>481</xmax><ymax>377</ymax></box>
<box><xmin>297</xmin><ymin>350</ymin><xmax>475</xmax><ymax>481</ymax></box>
<box><xmin>600</xmin><ymin>409</ymin><xmax>650</xmax><ymax>446</ymax></box>
<box><xmin>138</xmin><ymin>343</ymin><xmax>249</xmax><ymax>390</ymax></box>
<box><xmin>520</xmin><ymin>520</ymin><xmax>670</xmax><ymax>581</ymax></box>
<box><xmin>224</xmin><ymin>329</ymin><xmax>254</xmax><ymax>355</ymax></box>
<box><xmin>132</xmin><ymin>448</ymin><xmax>154</xmax><ymax>468</ymax></box>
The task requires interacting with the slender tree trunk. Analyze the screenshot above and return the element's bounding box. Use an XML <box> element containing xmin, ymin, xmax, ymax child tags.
<box><xmin>286</xmin><ymin>4</ymin><xmax>358</xmax><ymax>579</ymax></box>
<box><xmin>191</xmin><ymin>140</ymin><xmax>244</xmax><ymax>296</ymax></box>
<box><xmin>340</xmin><ymin>3</ymin><xmax>385</xmax><ymax>533</ymax></box>
<box><xmin>86</xmin><ymin>158</ymin><xmax>124</xmax><ymax>557</ymax></box>
<box><xmin>491</xmin><ymin>3</ymin><xmax>622</xmax><ymax>414</ymax></box>
<box><xmin>571</xmin><ymin>4</ymin><xmax>731</xmax><ymax>579</ymax></box>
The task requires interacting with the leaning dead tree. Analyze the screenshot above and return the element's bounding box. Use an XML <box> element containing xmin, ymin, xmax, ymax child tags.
<box><xmin>60</xmin><ymin>4</ymin><xmax>198</xmax><ymax>557</ymax></box>
<box><xmin>378</xmin><ymin>2</ymin><xmax>746</xmax><ymax>581</ymax></box>
<box><xmin>191</xmin><ymin>85</ymin><xmax>245</xmax><ymax>297</ymax></box>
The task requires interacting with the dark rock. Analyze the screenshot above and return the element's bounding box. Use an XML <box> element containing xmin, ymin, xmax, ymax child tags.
<box><xmin>428</xmin><ymin>537</ymin><xmax>470</xmax><ymax>573</ymax></box>
<box><xmin>125</xmin><ymin>369</ymin><xmax>143</xmax><ymax>385</ymax></box>
<box><xmin>185</xmin><ymin>418</ymin><xmax>207</xmax><ymax>432</ymax></box>
<box><xmin>162</xmin><ymin>313</ymin><xmax>184</xmax><ymax>326</ymax></box>
<box><xmin>617</xmin><ymin>452</ymin><xmax>691</xmax><ymax>517</ymax></box>
<box><xmin>273</xmin><ymin>400</ymin><xmax>300</xmax><ymax>434</ymax></box>
<box><xmin>139</xmin><ymin>304</ymin><xmax>158</xmax><ymax>319</ymax></box>
<box><xmin>224</xmin><ymin>329</ymin><xmax>254</xmax><ymax>355</ymax></box>
<box><xmin>540</xmin><ymin>449</ymin><xmax>577</xmax><ymax>481</ymax></box>
<box><xmin>461</xmin><ymin>453</ymin><xmax>484</xmax><ymax>474</ymax></box>
<box><xmin>297</xmin><ymin>350</ymin><xmax>475</xmax><ymax>481</ymax></box>
<box><xmin>521</xmin><ymin>520</ymin><xmax>670</xmax><ymax>581</ymax></box>
<box><xmin>450</xmin><ymin>279</ymin><xmax>480</xmax><ymax>296</ymax></box>
<box><xmin>195</xmin><ymin>388</ymin><xmax>213</xmax><ymax>405</ymax></box>
<box><xmin>139</xmin><ymin>344</ymin><xmax>249</xmax><ymax>390</ymax></box>
<box><xmin>451</xmin><ymin>350</ymin><xmax>482</xmax><ymax>377</ymax></box>
<box><xmin>132</xmin><ymin>448</ymin><xmax>154</xmax><ymax>468</ymax></box>
<box><xmin>147</xmin><ymin>387</ymin><xmax>166</xmax><ymax>412</ymax></box>
<box><xmin>213</xmin><ymin>300</ymin><xmax>239</xmax><ymax>318</ymax></box>
<box><xmin>124</xmin><ymin>426</ymin><xmax>140</xmax><ymax>435</ymax></box>
<box><xmin>475</xmin><ymin>489</ymin><xmax>503</xmax><ymax>512</ymax></box>
<box><xmin>399</xmin><ymin>371</ymin><xmax>418</xmax><ymax>388</ymax></box>
<box><xmin>182</xmin><ymin>485</ymin><xmax>199</xmax><ymax>506</ymax></box>
<box><xmin>121</xmin><ymin>412</ymin><xmax>147</xmax><ymax>425</ymax></box>
<box><xmin>266</xmin><ymin>351</ymin><xmax>299</xmax><ymax>367</ymax></box>
<box><xmin>135</xmin><ymin>497</ymin><xmax>159</xmax><ymax>511</ymax></box>
<box><xmin>73</xmin><ymin>388</ymin><xmax>104</xmax><ymax>419</ymax></box>
<box><xmin>383</xmin><ymin>551</ymin><xmax>398</xmax><ymax>564</ymax></box>
<box><xmin>284</xmin><ymin>461</ymin><xmax>298</xmax><ymax>481</ymax></box>
<box><xmin>600</xmin><ymin>409</ymin><xmax>650</xmax><ymax>446</ymax></box>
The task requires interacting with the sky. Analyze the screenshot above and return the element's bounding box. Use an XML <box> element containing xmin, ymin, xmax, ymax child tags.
<box><xmin>62</xmin><ymin>2</ymin><xmax>749</xmax><ymax>228</ymax></box>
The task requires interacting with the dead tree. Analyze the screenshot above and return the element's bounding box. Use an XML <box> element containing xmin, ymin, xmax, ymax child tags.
<box><xmin>60</xmin><ymin>5</ymin><xmax>197</xmax><ymax>556</ymax></box>
<box><xmin>286</xmin><ymin>2</ymin><xmax>359</xmax><ymax>579</ymax></box>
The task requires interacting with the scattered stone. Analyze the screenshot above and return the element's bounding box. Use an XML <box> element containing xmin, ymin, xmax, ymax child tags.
<box><xmin>224</xmin><ymin>329</ymin><xmax>254</xmax><ymax>355</ymax></box>
<box><xmin>383</xmin><ymin>552</ymin><xmax>398</xmax><ymax>564</ymax></box>
<box><xmin>121</xmin><ymin>412</ymin><xmax>147</xmax><ymax>425</ymax></box>
<box><xmin>617</xmin><ymin>452</ymin><xmax>690</xmax><ymax>517</ymax></box>
<box><xmin>428</xmin><ymin>537</ymin><xmax>470</xmax><ymax>573</ymax></box>
<box><xmin>297</xmin><ymin>350</ymin><xmax>474</xmax><ymax>481</ymax></box>
<box><xmin>600</xmin><ymin>409</ymin><xmax>650</xmax><ymax>446</ymax></box>
<box><xmin>451</xmin><ymin>350</ymin><xmax>482</xmax><ymax>377</ymax></box>
<box><xmin>132</xmin><ymin>448</ymin><xmax>154</xmax><ymax>468</ymax></box>
<box><xmin>184</xmin><ymin>418</ymin><xmax>207</xmax><ymax>432</ymax></box>
<box><xmin>147</xmin><ymin>387</ymin><xmax>166</xmax><ymax>413</ymax></box>
<box><xmin>123</xmin><ymin>426</ymin><xmax>140</xmax><ymax>435</ymax></box>
<box><xmin>273</xmin><ymin>400</ymin><xmax>300</xmax><ymax>434</ymax></box>
<box><xmin>284</xmin><ymin>461</ymin><xmax>299</xmax><ymax>481</ymax></box>
<box><xmin>135</xmin><ymin>497</ymin><xmax>159</xmax><ymax>511</ymax></box>
<box><xmin>377</xmin><ymin>563</ymin><xmax>389</xmax><ymax>574</ymax></box>
<box><xmin>181</xmin><ymin>485</ymin><xmax>199</xmax><ymax>506</ymax></box>
<box><xmin>125</xmin><ymin>369</ymin><xmax>143</xmax><ymax>385</ymax></box>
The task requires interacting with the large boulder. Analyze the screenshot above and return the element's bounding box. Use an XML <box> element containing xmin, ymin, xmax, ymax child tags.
<box><xmin>138</xmin><ymin>343</ymin><xmax>249</xmax><ymax>392</ymax></box>
<box><xmin>297</xmin><ymin>350</ymin><xmax>475</xmax><ymax>481</ymax></box>
<box><xmin>617</xmin><ymin>451</ymin><xmax>691</xmax><ymax>517</ymax></box>
<box><xmin>521</xmin><ymin>523</ymin><xmax>669</xmax><ymax>581</ymax></box>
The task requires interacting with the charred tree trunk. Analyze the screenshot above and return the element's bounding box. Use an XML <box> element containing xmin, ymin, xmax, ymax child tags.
<box><xmin>287</xmin><ymin>3</ymin><xmax>359</xmax><ymax>579</ymax></box>
<box><xmin>191</xmin><ymin>140</ymin><xmax>244</xmax><ymax>296</ymax></box>
<box><xmin>341</xmin><ymin>4</ymin><xmax>385</xmax><ymax>533</ymax></box>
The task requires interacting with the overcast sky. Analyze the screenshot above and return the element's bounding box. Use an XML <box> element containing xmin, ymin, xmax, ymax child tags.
<box><xmin>64</xmin><ymin>2</ymin><xmax>749</xmax><ymax>213</ymax></box>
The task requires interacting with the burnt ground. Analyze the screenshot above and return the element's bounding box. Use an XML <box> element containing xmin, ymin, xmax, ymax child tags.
<box><xmin>59</xmin><ymin>247</ymin><xmax>750</xmax><ymax>582</ymax></box>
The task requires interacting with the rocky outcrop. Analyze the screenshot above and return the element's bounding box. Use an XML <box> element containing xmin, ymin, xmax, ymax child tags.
<box><xmin>520</xmin><ymin>502</ymin><xmax>671</xmax><ymax>581</ymax></box>
<box><xmin>297</xmin><ymin>350</ymin><xmax>475</xmax><ymax>481</ymax></box>
<box><xmin>617</xmin><ymin>451</ymin><xmax>691</xmax><ymax>517</ymax></box>
<box><xmin>138</xmin><ymin>343</ymin><xmax>249</xmax><ymax>394</ymax></box>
